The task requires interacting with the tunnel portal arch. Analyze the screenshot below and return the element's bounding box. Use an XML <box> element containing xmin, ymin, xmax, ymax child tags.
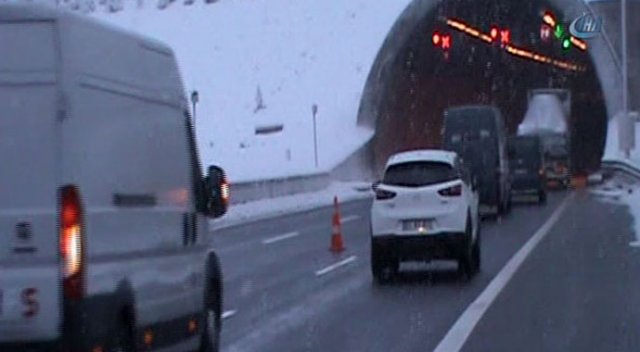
<box><xmin>358</xmin><ymin>0</ymin><xmax>613</xmax><ymax>175</ymax></box>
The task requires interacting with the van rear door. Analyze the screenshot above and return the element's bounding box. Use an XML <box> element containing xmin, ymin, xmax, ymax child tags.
<box><xmin>0</xmin><ymin>21</ymin><xmax>62</xmax><ymax>341</ymax></box>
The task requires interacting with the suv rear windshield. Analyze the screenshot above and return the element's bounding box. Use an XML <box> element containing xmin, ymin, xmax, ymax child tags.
<box><xmin>383</xmin><ymin>161</ymin><xmax>457</xmax><ymax>188</ymax></box>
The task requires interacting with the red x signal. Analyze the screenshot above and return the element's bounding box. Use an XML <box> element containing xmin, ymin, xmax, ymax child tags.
<box><xmin>500</xmin><ymin>29</ymin><xmax>510</xmax><ymax>45</ymax></box>
<box><xmin>441</xmin><ymin>35</ymin><xmax>451</xmax><ymax>50</ymax></box>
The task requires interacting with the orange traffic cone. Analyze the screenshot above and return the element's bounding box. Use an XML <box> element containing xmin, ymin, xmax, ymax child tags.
<box><xmin>330</xmin><ymin>196</ymin><xmax>345</xmax><ymax>253</ymax></box>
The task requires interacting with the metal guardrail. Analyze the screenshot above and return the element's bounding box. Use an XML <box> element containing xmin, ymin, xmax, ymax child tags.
<box><xmin>601</xmin><ymin>159</ymin><xmax>640</xmax><ymax>179</ymax></box>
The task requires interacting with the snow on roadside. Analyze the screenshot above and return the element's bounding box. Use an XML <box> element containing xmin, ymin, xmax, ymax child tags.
<box><xmin>90</xmin><ymin>0</ymin><xmax>409</xmax><ymax>183</ymax></box>
<box><xmin>590</xmin><ymin>177</ymin><xmax>640</xmax><ymax>247</ymax></box>
<box><xmin>603</xmin><ymin>114</ymin><xmax>640</xmax><ymax>170</ymax></box>
<box><xmin>210</xmin><ymin>181</ymin><xmax>373</xmax><ymax>230</ymax></box>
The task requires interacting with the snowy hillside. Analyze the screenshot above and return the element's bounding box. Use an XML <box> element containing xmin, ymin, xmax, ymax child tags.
<box><xmin>80</xmin><ymin>0</ymin><xmax>411</xmax><ymax>182</ymax></box>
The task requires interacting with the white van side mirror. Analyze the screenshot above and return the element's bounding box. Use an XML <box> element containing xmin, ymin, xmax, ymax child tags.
<box><xmin>205</xmin><ymin>165</ymin><xmax>229</xmax><ymax>218</ymax></box>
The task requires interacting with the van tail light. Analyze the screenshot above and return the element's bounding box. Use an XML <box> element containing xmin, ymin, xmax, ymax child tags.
<box><xmin>221</xmin><ymin>176</ymin><xmax>230</xmax><ymax>206</ymax></box>
<box><xmin>375</xmin><ymin>189</ymin><xmax>396</xmax><ymax>200</ymax></box>
<box><xmin>438</xmin><ymin>184</ymin><xmax>462</xmax><ymax>197</ymax></box>
<box><xmin>60</xmin><ymin>185</ymin><xmax>85</xmax><ymax>300</ymax></box>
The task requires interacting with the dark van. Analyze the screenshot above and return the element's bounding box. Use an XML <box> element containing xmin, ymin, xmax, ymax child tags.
<box><xmin>508</xmin><ymin>135</ymin><xmax>547</xmax><ymax>203</ymax></box>
<box><xmin>442</xmin><ymin>105</ymin><xmax>511</xmax><ymax>215</ymax></box>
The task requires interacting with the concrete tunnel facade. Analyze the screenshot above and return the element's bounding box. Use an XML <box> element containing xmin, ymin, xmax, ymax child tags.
<box><xmin>357</xmin><ymin>0</ymin><xmax>624</xmax><ymax>176</ymax></box>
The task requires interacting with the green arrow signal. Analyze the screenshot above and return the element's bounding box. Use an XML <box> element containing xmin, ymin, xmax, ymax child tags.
<box><xmin>554</xmin><ymin>24</ymin><xmax>564</xmax><ymax>39</ymax></box>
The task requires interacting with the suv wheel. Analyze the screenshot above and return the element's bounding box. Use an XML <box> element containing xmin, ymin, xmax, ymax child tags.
<box><xmin>458</xmin><ymin>217</ymin><xmax>477</xmax><ymax>279</ymax></box>
<box><xmin>111</xmin><ymin>317</ymin><xmax>134</xmax><ymax>352</ymax></box>
<box><xmin>199</xmin><ymin>282</ymin><xmax>221</xmax><ymax>352</ymax></box>
<box><xmin>371</xmin><ymin>247</ymin><xmax>398</xmax><ymax>284</ymax></box>
<box><xmin>472</xmin><ymin>222</ymin><xmax>481</xmax><ymax>272</ymax></box>
<box><xmin>538</xmin><ymin>189</ymin><xmax>547</xmax><ymax>204</ymax></box>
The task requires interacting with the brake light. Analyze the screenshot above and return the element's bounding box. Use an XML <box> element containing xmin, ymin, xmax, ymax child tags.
<box><xmin>221</xmin><ymin>176</ymin><xmax>230</xmax><ymax>206</ymax></box>
<box><xmin>60</xmin><ymin>185</ymin><xmax>85</xmax><ymax>300</ymax></box>
<box><xmin>438</xmin><ymin>184</ymin><xmax>462</xmax><ymax>197</ymax></box>
<box><xmin>375</xmin><ymin>189</ymin><xmax>396</xmax><ymax>200</ymax></box>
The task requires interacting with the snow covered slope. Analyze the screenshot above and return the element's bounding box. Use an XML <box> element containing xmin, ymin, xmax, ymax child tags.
<box><xmin>85</xmin><ymin>0</ymin><xmax>411</xmax><ymax>182</ymax></box>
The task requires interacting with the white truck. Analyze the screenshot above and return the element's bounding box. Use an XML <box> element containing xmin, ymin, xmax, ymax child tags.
<box><xmin>0</xmin><ymin>4</ymin><xmax>228</xmax><ymax>351</ymax></box>
<box><xmin>518</xmin><ymin>89</ymin><xmax>572</xmax><ymax>186</ymax></box>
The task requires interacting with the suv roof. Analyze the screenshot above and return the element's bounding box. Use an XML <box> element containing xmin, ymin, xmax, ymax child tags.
<box><xmin>387</xmin><ymin>149</ymin><xmax>457</xmax><ymax>167</ymax></box>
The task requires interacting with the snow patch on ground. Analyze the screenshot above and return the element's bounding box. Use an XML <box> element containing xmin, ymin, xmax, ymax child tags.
<box><xmin>590</xmin><ymin>177</ymin><xmax>640</xmax><ymax>247</ymax></box>
<box><xmin>210</xmin><ymin>181</ymin><xmax>373</xmax><ymax>230</ymax></box>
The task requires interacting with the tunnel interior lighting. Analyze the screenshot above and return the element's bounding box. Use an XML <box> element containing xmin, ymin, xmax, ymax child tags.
<box><xmin>570</xmin><ymin>36</ymin><xmax>587</xmax><ymax>51</ymax></box>
<box><xmin>445</xmin><ymin>17</ymin><xmax>585</xmax><ymax>72</ymax></box>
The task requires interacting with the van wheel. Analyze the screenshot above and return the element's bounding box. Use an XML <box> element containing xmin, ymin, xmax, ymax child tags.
<box><xmin>538</xmin><ymin>190</ymin><xmax>547</xmax><ymax>204</ymax></box>
<box><xmin>111</xmin><ymin>318</ymin><xmax>134</xmax><ymax>352</ymax></box>
<box><xmin>199</xmin><ymin>282</ymin><xmax>221</xmax><ymax>352</ymax></box>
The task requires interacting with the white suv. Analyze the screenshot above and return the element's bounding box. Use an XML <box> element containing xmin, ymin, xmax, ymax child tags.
<box><xmin>370</xmin><ymin>150</ymin><xmax>481</xmax><ymax>283</ymax></box>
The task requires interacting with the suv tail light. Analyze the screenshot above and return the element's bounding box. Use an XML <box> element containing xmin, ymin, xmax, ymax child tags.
<box><xmin>60</xmin><ymin>185</ymin><xmax>85</xmax><ymax>300</ymax></box>
<box><xmin>375</xmin><ymin>188</ymin><xmax>396</xmax><ymax>200</ymax></box>
<box><xmin>438</xmin><ymin>184</ymin><xmax>462</xmax><ymax>197</ymax></box>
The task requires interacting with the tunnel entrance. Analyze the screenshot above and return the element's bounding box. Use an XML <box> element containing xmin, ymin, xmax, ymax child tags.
<box><xmin>360</xmin><ymin>0</ymin><xmax>607</xmax><ymax>176</ymax></box>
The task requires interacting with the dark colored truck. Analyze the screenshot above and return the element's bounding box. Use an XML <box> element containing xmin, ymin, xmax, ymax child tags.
<box><xmin>442</xmin><ymin>105</ymin><xmax>511</xmax><ymax>215</ymax></box>
<box><xmin>518</xmin><ymin>89</ymin><xmax>571</xmax><ymax>187</ymax></box>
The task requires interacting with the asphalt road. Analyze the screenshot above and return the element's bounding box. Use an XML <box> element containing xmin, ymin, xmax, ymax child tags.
<box><xmin>211</xmin><ymin>184</ymin><xmax>611</xmax><ymax>352</ymax></box>
<box><xmin>461</xmin><ymin>176</ymin><xmax>640</xmax><ymax>352</ymax></box>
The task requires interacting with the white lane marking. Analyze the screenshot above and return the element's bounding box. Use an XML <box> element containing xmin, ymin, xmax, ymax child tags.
<box><xmin>226</xmin><ymin>274</ymin><xmax>369</xmax><ymax>352</ymax></box>
<box><xmin>341</xmin><ymin>215</ymin><xmax>361</xmax><ymax>224</ymax></box>
<box><xmin>314</xmin><ymin>255</ymin><xmax>358</xmax><ymax>276</ymax></box>
<box><xmin>434</xmin><ymin>193</ymin><xmax>574</xmax><ymax>352</ymax></box>
<box><xmin>222</xmin><ymin>310</ymin><xmax>237</xmax><ymax>320</ymax></box>
<box><xmin>261</xmin><ymin>231</ymin><xmax>300</xmax><ymax>245</ymax></box>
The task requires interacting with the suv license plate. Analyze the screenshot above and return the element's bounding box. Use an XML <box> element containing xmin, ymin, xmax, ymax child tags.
<box><xmin>402</xmin><ymin>220</ymin><xmax>431</xmax><ymax>233</ymax></box>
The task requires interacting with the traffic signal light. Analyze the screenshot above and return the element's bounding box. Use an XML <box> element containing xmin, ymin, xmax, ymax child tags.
<box><xmin>554</xmin><ymin>24</ymin><xmax>564</xmax><ymax>39</ymax></box>
<box><xmin>432</xmin><ymin>32</ymin><xmax>441</xmax><ymax>46</ymax></box>
<box><xmin>490</xmin><ymin>26</ymin><xmax>499</xmax><ymax>40</ymax></box>
<box><xmin>442</xmin><ymin>35</ymin><xmax>451</xmax><ymax>50</ymax></box>
<box><xmin>500</xmin><ymin>29</ymin><xmax>510</xmax><ymax>45</ymax></box>
<box><xmin>540</xmin><ymin>24</ymin><xmax>552</xmax><ymax>42</ymax></box>
<box><xmin>562</xmin><ymin>38</ymin><xmax>571</xmax><ymax>50</ymax></box>
<box><xmin>543</xmin><ymin>11</ymin><xmax>556</xmax><ymax>27</ymax></box>
<box><xmin>432</xmin><ymin>31</ymin><xmax>451</xmax><ymax>51</ymax></box>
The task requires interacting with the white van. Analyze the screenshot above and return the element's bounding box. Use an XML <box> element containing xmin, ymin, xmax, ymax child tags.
<box><xmin>0</xmin><ymin>4</ymin><xmax>228</xmax><ymax>352</ymax></box>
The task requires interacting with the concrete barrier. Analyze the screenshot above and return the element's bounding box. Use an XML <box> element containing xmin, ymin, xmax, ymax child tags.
<box><xmin>228</xmin><ymin>140</ymin><xmax>374</xmax><ymax>204</ymax></box>
<box><xmin>230</xmin><ymin>173</ymin><xmax>331</xmax><ymax>204</ymax></box>
<box><xmin>601</xmin><ymin>159</ymin><xmax>640</xmax><ymax>180</ymax></box>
